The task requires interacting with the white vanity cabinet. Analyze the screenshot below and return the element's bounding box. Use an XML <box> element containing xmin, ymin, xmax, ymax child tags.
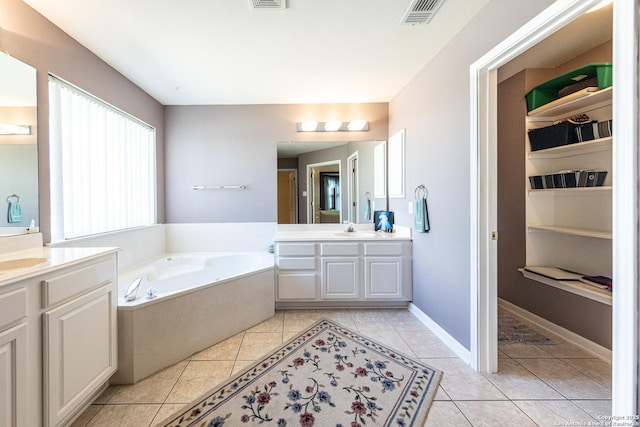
<box><xmin>0</xmin><ymin>249</ymin><xmax>117</xmax><ymax>427</ymax></box>
<box><xmin>42</xmin><ymin>257</ymin><xmax>118</xmax><ymax>427</ymax></box>
<box><xmin>0</xmin><ymin>289</ymin><xmax>28</xmax><ymax>427</ymax></box>
<box><xmin>275</xmin><ymin>238</ymin><xmax>412</xmax><ymax>307</ymax></box>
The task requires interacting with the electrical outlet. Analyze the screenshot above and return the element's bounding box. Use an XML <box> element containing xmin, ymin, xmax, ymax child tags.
<box><xmin>408</xmin><ymin>201</ymin><xmax>413</xmax><ymax>214</ymax></box>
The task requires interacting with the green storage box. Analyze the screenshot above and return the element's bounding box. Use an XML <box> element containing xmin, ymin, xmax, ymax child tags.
<box><xmin>525</xmin><ymin>62</ymin><xmax>612</xmax><ymax>112</ymax></box>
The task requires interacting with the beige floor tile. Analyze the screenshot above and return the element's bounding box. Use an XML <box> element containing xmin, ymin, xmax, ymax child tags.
<box><xmin>314</xmin><ymin>309</ymin><xmax>357</xmax><ymax>328</ymax></box>
<box><xmin>93</xmin><ymin>386</ymin><xmax>120</xmax><ymax>404</ymax></box>
<box><xmin>109</xmin><ymin>361</ymin><xmax>187</xmax><ymax>404</ymax></box>
<box><xmin>86</xmin><ymin>404</ymin><xmax>161</xmax><ymax>427</ymax></box>
<box><xmin>246</xmin><ymin>312</ymin><xmax>284</xmax><ymax>332</ymax></box>
<box><xmin>236</xmin><ymin>332</ymin><xmax>283</xmax><ymax>360</ymax></box>
<box><xmin>434</xmin><ymin>386</ymin><xmax>451</xmax><ymax>401</ymax></box>
<box><xmin>424</xmin><ymin>401</ymin><xmax>472</xmax><ymax>426</ymax></box>
<box><xmin>165</xmin><ymin>360</ymin><xmax>235</xmax><ymax>404</ymax></box>
<box><xmin>539</xmin><ymin>342</ymin><xmax>598</xmax><ymax>358</ymax></box>
<box><xmin>571</xmin><ymin>399</ymin><xmax>612</xmax><ymax>419</ymax></box>
<box><xmin>486</xmin><ymin>358</ymin><xmax>564</xmax><ymax>400</ymax></box>
<box><xmin>426</xmin><ymin>358</ymin><xmax>508</xmax><ymax>401</ymax></box>
<box><xmin>70</xmin><ymin>404</ymin><xmax>102</xmax><ymax>427</ymax></box>
<box><xmin>565</xmin><ymin>358</ymin><xmax>612</xmax><ymax>387</ymax></box>
<box><xmin>152</xmin><ymin>403</ymin><xmax>187</xmax><ymax>425</ymax></box>
<box><xmin>283</xmin><ymin>310</ymin><xmax>321</xmax><ymax>332</ymax></box>
<box><xmin>398</xmin><ymin>329</ymin><xmax>458</xmax><ymax>358</ymax></box>
<box><xmin>232</xmin><ymin>359</ymin><xmax>255</xmax><ymax>375</ymax></box>
<box><xmin>380</xmin><ymin>308</ymin><xmax>419</xmax><ymax>323</ymax></box>
<box><xmin>498</xmin><ymin>343</ymin><xmax>555</xmax><ymax>358</ymax></box>
<box><xmin>516</xmin><ymin>358</ymin><xmax>611</xmax><ymax>399</ymax></box>
<box><xmin>455</xmin><ymin>401</ymin><xmax>537</xmax><ymax>427</ymax></box>
<box><xmin>191</xmin><ymin>333</ymin><xmax>244</xmax><ymax>360</ymax></box>
<box><xmin>349</xmin><ymin>309</ymin><xmax>391</xmax><ymax>329</ymax></box>
<box><xmin>515</xmin><ymin>400</ymin><xmax>597</xmax><ymax>426</ymax></box>
<box><xmin>356</xmin><ymin>326</ymin><xmax>416</xmax><ymax>356</ymax></box>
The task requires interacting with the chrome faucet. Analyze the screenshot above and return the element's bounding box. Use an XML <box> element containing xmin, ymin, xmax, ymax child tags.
<box><xmin>124</xmin><ymin>277</ymin><xmax>142</xmax><ymax>302</ymax></box>
<box><xmin>345</xmin><ymin>223</ymin><xmax>355</xmax><ymax>232</ymax></box>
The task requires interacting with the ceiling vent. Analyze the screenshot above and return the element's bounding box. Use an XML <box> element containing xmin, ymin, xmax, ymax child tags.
<box><xmin>249</xmin><ymin>0</ymin><xmax>286</xmax><ymax>10</ymax></box>
<box><xmin>400</xmin><ymin>0</ymin><xmax>446</xmax><ymax>25</ymax></box>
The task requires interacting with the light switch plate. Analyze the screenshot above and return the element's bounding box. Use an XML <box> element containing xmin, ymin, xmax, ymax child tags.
<box><xmin>408</xmin><ymin>200</ymin><xmax>413</xmax><ymax>214</ymax></box>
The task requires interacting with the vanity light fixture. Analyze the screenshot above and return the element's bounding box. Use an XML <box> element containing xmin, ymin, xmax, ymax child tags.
<box><xmin>0</xmin><ymin>124</ymin><xmax>31</xmax><ymax>135</ymax></box>
<box><xmin>296</xmin><ymin>120</ymin><xmax>369</xmax><ymax>132</ymax></box>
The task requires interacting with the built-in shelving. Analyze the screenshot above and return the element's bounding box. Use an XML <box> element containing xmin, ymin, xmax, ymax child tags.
<box><xmin>528</xmin><ymin>87</ymin><xmax>612</xmax><ymax>119</ymax></box>
<box><xmin>519</xmin><ymin>268</ymin><xmax>612</xmax><ymax>306</ymax></box>
<box><xmin>528</xmin><ymin>186</ymin><xmax>612</xmax><ymax>197</ymax></box>
<box><xmin>527</xmin><ymin>225</ymin><xmax>612</xmax><ymax>240</ymax></box>
<box><xmin>528</xmin><ymin>136</ymin><xmax>612</xmax><ymax>159</ymax></box>
<box><xmin>523</xmin><ymin>83</ymin><xmax>613</xmax><ymax>303</ymax></box>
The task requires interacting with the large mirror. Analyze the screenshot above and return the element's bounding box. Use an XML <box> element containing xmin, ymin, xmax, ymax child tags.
<box><xmin>277</xmin><ymin>140</ymin><xmax>386</xmax><ymax>224</ymax></box>
<box><xmin>0</xmin><ymin>53</ymin><xmax>39</xmax><ymax>236</ymax></box>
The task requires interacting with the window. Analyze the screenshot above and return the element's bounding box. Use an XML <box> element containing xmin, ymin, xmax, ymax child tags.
<box><xmin>49</xmin><ymin>75</ymin><xmax>156</xmax><ymax>241</ymax></box>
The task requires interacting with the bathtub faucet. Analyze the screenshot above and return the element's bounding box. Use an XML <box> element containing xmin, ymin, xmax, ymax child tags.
<box><xmin>146</xmin><ymin>287</ymin><xmax>157</xmax><ymax>300</ymax></box>
<box><xmin>124</xmin><ymin>277</ymin><xmax>142</xmax><ymax>302</ymax></box>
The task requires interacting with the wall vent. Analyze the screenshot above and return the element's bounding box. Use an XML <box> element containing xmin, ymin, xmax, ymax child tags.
<box><xmin>249</xmin><ymin>0</ymin><xmax>286</xmax><ymax>10</ymax></box>
<box><xmin>400</xmin><ymin>0</ymin><xmax>446</xmax><ymax>25</ymax></box>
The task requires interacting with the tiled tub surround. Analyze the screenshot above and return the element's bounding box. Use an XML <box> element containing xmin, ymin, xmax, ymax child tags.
<box><xmin>54</xmin><ymin>223</ymin><xmax>278</xmax><ymax>385</ymax></box>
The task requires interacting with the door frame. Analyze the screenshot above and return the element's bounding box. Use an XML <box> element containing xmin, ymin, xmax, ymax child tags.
<box><xmin>469</xmin><ymin>0</ymin><xmax>638</xmax><ymax>415</ymax></box>
<box><xmin>348</xmin><ymin>151</ymin><xmax>359</xmax><ymax>223</ymax></box>
<box><xmin>306</xmin><ymin>160</ymin><xmax>342</xmax><ymax>224</ymax></box>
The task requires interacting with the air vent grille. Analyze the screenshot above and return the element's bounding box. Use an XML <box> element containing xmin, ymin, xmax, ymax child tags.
<box><xmin>401</xmin><ymin>0</ymin><xmax>446</xmax><ymax>25</ymax></box>
<box><xmin>250</xmin><ymin>0</ymin><xmax>286</xmax><ymax>10</ymax></box>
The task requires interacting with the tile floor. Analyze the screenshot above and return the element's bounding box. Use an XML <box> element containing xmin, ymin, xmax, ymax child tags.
<box><xmin>72</xmin><ymin>309</ymin><xmax>611</xmax><ymax>426</ymax></box>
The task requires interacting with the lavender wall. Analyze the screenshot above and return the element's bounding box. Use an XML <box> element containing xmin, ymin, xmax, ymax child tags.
<box><xmin>388</xmin><ymin>0</ymin><xmax>555</xmax><ymax>349</ymax></box>
<box><xmin>164</xmin><ymin>103</ymin><xmax>388</xmax><ymax>223</ymax></box>
<box><xmin>0</xmin><ymin>0</ymin><xmax>165</xmax><ymax>242</ymax></box>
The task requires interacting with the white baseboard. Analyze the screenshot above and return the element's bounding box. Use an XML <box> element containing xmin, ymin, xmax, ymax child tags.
<box><xmin>408</xmin><ymin>303</ymin><xmax>471</xmax><ymax>364</ymax></box>
<box><xmin>498</xmin><ymin>298</ymin><xmax>612</xmax><ymax>362</ymax></box>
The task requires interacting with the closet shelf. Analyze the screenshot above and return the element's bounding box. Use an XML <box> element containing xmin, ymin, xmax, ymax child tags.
<box><xmin>519</xmin><ymin>268</ymin><xmax>612</xmax><ymax>306</ymax></box>
<box><xmin>528</xmin><ymin>186</ymin><xmax>611</xmax><ymax>197</ymax></box>
<box><xmin>527</xmin><ymin>87</ymin><xmax>612</xmax><ymax>119</ymax></box>
<box><xmin>528</xmin><ymin>225</ymin><xmax>612</xmax><ymax>240</ymax></box>
<box><xmin>528</xmin><ymin>137</ymin><xmax>612</xmax><ymax>159</ymax></box>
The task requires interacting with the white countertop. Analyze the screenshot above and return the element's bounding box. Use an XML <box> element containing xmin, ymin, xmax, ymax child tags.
<box><xmin>0</xmin><ymin>245</ymin><xmax>119</xmax><ymax>287</ymax></box>
<box><xmin>274</xmin><ymin>224</ymin><xmax>412</xmax><ymax>242</ymax></box>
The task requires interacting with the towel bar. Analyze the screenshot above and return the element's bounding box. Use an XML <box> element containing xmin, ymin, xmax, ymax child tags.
<box><xmin>192</xmin><ymin>185</ymin><xmax>246</xmax><ymax>191</ymax></box>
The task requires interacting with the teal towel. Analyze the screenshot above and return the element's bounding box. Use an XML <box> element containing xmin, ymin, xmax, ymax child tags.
<box><xmin>8</xmin><ymin>201</ymin><xmax>22</xmax><ymax>223</ymax></box>
<box><xmin>414</xmin><ymin>198</ymin><xmax>430</xmax><ymax>233</ymax></box>
<box><xmin>363</xmin><ymin>198</ymin><xmax>371</xmax><ymax>221</ymax></box>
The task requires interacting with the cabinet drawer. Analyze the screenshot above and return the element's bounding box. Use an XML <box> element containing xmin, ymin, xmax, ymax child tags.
<box><xmin>364</xmin><ymin>242</ymin><xmax>404</xmax><ymax>256</ymax></box>
<box><xmin>0</xmin><ymin>288</ymin><xmax>27</xmax><ymax>330</ymax></box>
<box><xmin>321</xmin><ymin>243</ymin><xmax>360</xmax><ymax>256</ymax></box>
<box><xmin>277</xmin><ymin>274</ymin><xmax>317</xmax><ymax>299</ymax></box>
<box><xmin>278</xmin><ymin>257</ymin><xmax>316</xmax><ymax>270</ymax></box>
<box><xmin>277</xmin><ymin>243</ymin><xmax>316</xmax><ymax>257</ymax></box>
<box><xmin>42</xmin><ymin>258</ymin><xmax>115</xmax><ymax>309</ymax></box>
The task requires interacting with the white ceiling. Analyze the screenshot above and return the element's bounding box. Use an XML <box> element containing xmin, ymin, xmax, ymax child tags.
<box><xmin>23</xmin><ymin>0</ymin><xmax>489</xmax><ymax>105</ymax></box>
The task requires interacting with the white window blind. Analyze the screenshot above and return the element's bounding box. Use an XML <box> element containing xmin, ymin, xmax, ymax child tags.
<box><xmin>49</xmin><ymin>75</ymin><xmax>156</xmax><ymax>241</ymax></box>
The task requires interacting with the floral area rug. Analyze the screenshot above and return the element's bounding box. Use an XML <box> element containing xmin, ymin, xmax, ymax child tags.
<box><xmin>159</xmin><ymin>319</ymin><xmax>442</xmax><ymax>427</ymax></box>
<box><xmin>498</xmin><ymin>314</ymin><xmax>555</xmax><ymax>345</ymax></box>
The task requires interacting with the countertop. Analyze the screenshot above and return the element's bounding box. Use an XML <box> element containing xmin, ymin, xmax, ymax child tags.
<box><xmin>0</xmin><ymin>245</ymin><xmax>119</xmax><ymax>287</ymax></box>
<box><xmin>273</xmin><ymin>225</ymin><xmax>412</xmax><ymax>242</ymax></box>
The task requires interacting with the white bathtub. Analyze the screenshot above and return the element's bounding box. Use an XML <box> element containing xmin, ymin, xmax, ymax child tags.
<box><xmin>112</xmin><ymin>251</ymin><xmax>275</xmax><ymax>384</ymax></box>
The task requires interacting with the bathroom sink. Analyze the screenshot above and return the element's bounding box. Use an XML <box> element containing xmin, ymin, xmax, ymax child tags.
<box><xmin>334</xmin><ymin>232</ymin><xmax>378</xmax><ymax>238</ymax></box>
<box><xmin>0</xmin><ymin>257</ymin><xmax>48</xmax><ymax>274</ymax></box>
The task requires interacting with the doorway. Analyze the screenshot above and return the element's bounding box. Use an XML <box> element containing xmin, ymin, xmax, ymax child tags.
<box><xmin>307</xmin><ymin>160</ymin><xmax>341</xmax><ymax>224</ymax></box>
<box><xmin>470</xmin><ymin>0</ymin><xmax>638</xmax><ymax>415</ymax></box>
<box><xmin>277</xmin><ymin>169</ymin><xmax>297</xmax><ymax>224</ymax></box>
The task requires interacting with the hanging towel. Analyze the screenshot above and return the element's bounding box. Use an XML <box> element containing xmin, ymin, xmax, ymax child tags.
<box><xmin>7</xmin><ymin>196</ymin><xmax>23</xmax><ymax>223</ymax></box>
<box><xmin>414</xmin><ymin>197</ymin><xmax>430</xmax><ymax>233</ymax></box>
<box><xmin>363</xmin><ymin>197</ymin><xmax>372</xmax><ymax>221</ymax></box>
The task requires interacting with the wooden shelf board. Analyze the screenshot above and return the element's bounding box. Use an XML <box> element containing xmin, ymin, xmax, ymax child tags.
<box><xmin>528</xmin><ymin>186</ymin><xmax>612</xmax><ymax>196</ymax></box>
<box><xmin>519</xmin><ymin>268</ymin><xmax>612</xmax><ymax>306</ymax></box>
<box><xmin>528</xmin><ymin>225</ymin><xmax>612</xmax><ymax>239</ymax></box>
<box><xmin>528</xmin><ymin>87</ymin><xmax>612</xmax><ymax>119</ymax></box>
<box><xmin>528</xmin><ymin>137</ymin><xmax>612</xmax><ymax>159</ymax></box>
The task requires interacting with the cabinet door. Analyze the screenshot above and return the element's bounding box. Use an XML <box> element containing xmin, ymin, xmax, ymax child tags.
<box><xmin>321</xmin><ymin>258</ymin><xmax>359</xmax><ymax>299</ymax></box>
<box><xmin>277</xmin><ymin>274</ymin><xmax>317</xmax><ymax>300</ymax></box>
<box><xmin>43</xmin><ymin>283</ymin><xmax>117</xmax><ymax>427</ymax></box>
<box><xmin>0</xmin><ymin>323</ymin><xmax>27</xmax><ymax>427</ymax></box>
<box><xmin>364</xmin><ymin>257</ymin><xmax>403</xmax><ymax>299</ymax></box>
